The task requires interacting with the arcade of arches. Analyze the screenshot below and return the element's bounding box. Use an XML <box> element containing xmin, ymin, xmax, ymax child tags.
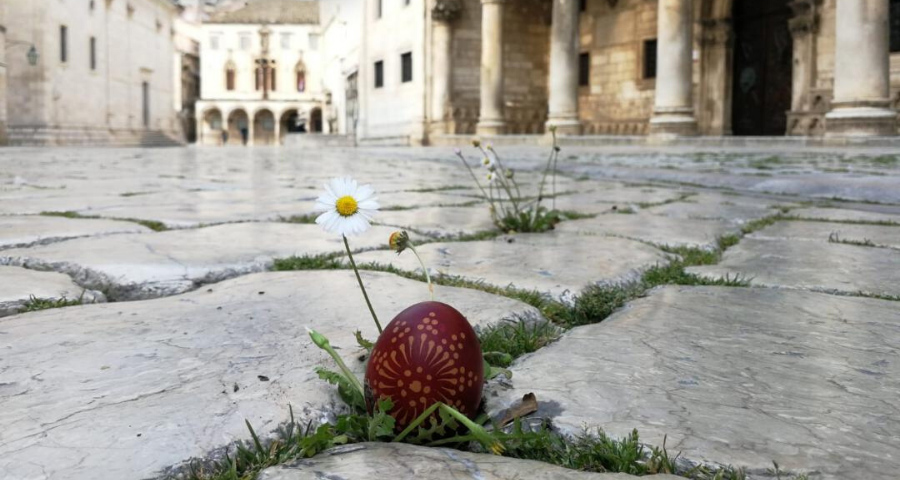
<box><xmin>196</xmin><ymin>104</ymin><xmax>325</xmax><ymax>146</ymax></box>
<box><xmin>427</xmin><ymin>0</ymin><xmax>900</xmax><ymax>138</ymax></box>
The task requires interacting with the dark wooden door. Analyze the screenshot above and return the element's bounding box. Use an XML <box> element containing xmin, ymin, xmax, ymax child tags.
<box><xmin>731</xmin><ymin>0</ymin><xmax>793</xmax><ymax>136</ymax></box>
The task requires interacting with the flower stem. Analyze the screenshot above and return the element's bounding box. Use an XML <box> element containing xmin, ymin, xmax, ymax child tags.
<box><xmin>409</xmin><ymin>246</ymin><xmax>434</xmax><ymax>301</ymax></box>
<box><xmin>307</xmin><ymin>328</ymin><xmax>365</xmax><ymax>395</ymax></box>
<box><xmin>343</xmin><ymin>235</ymin><xmax>383</xmax><ymax>334</ymax></box>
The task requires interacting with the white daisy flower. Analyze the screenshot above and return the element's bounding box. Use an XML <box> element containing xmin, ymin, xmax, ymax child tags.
<box><xmin>486</xmin><ymin>171</ymin><xmax>499</xmax><ymax>184</ymax></box>
<box><xmin>481</xmin><ymin>156</ymin><xmax>496</xmax><ymax>169</ymax></box>
<box><xmin>314</xmin><ymin>177</ymin><xmax>379</xmax><ymax>236</ymax></box>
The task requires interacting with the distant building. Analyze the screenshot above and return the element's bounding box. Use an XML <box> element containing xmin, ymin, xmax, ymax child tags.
<box><xmin>0</xmin><ymin>1</ymin><xmax>8</xmax><ymax>145</ymax></box>
<box><xmin>4</xmin><ymin>0</ymin><xmax>183</xmax><ymax>146</ymax></box>
<box><xmin>358</xmin><ymin>0</ymin><xmax>900</xmax><ymax>145</ymax></box>
<box><xmin>320</xmin><ymin>0</ymin><xmax>363</xmax><ymax>138</ymax></box>
<box><xmin>195</xmin><ymin>0</ymin><xmax>327</xmax><ymax>146</ymax></box>
<box><xmin>174</xmin><ymin>0</ymin><xmax>203</xmax><ymax>143</ymax></box>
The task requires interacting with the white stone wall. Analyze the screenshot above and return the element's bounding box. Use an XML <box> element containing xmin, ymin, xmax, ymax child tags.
<box><xmin>5</xmin><ymin>0</ymin><xmax>180</xmax><ymax>145</ymax></box>
<box><xmin>359</xmin><ymin>0</ymin><xmax>427</xmax><ymax>143</ymax></box>
<box><xmin>0</xmin><ymin>0</ymin><xmax>7</xmax><ymax>145</ymax></box>
<box><xmin>320</xmin><ymin>0</ymin><xmax>363</xmax><ymax>135</ymax></box>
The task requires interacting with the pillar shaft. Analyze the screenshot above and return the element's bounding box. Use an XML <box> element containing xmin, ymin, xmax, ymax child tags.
<box><xmin>649</xmin><ymin>0</ymin><xmax>697</xmax><ymax>136</ymax></box>
<box><xmin>431</xmin><ymin>20</ymin><xmax>453</xmax><ymax>135</ymax></box>
<box><xmin>546</xmin><ymin>0</ymin><xmax>581</xmax><ymax>135</ymax></box>
<box><xmin>825</xmin><ymin>0</ymin><xmax>896</xmax><ymax>136</ymax></box>
<box><xmin>477</xmin><ymin>0</ymin><xmax>506</xmax><ymax>136</ymax></box>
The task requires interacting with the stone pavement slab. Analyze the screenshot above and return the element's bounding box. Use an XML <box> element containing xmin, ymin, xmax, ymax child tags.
<box><xmin>0</xmin><ymin>266</ymin><xmax>105</xmax><ymax>317</ymax></box>
<box><xmin>257</xmin><ymin>443</ymin><xmax>682</xmax><ymax>480</ymax></box>
<box><xmin>0</xmin><ymin>271</ymin><xmax>537</xmax><ymax>480</ymax></box>
<box><xmin>375</xmin><ymin>206</ymin><xmax>496</xmax><ymax>238</ymax></box>
<box><xmin>690</xmin><ymin>238</ymin><xmax>900</xmax><ymax>297</ymax></box>
<box><xmin>556</xmin><ymin>213</ymin><xmax>739</xmax><ymax>249</ymax></box>
<box><xmin>0</xmin><ymin>215</ymin><xmax>151</xmax><ymax>249</ymax></box>
<box><xmin>647</xmin><ymin>192</ymin><xmax>786</xmax><ymax>223</ymax></box>
<box><xmin>551</xmin><ymin>184</ymin><xmax>689</xmax><ymax>214</ymax></box>
<box><xmin>487</xmin><ymin>286</ymin><xmax>900</xmax><ymax>480</ymax></box>
<box><xmin>353</xmin><ymin>233</ymin><xmax>669</xmax><ymax>298</ymax></box>
<box><xmin>0</xmin><ymin>223</ymin><xmax>401</xmax><ymax>300</ymax></box>
<box><xmin>789</xmin><ymin>207</ymin><xmax>900</xmax><ymax>225</ymax></box>
<box><xmin>749</xmin><ymin>220</ymin><xmax>900</xmax><ymax>249</ymax></box>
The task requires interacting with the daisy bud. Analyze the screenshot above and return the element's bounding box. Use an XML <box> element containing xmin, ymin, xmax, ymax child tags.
<box><xmin>548</xmin><ymin>125</ymin><xmax>558</xmax><ymax>133</ymax></box>
<box><xmin>472</xmin><ymin>139</ymin><xmax>481</xmax><ymax>147</ymax></box>
<box><xmin>505</xmin><ymin>169</ymin><xmax>514</xmax><ymax>179</ymax></box>
<box><xmin>306</xmin><ymin>327</ymin><xmax>330</xmax><ymax>350</ymax></box>
<box><xmin>389</xmin><ymin>230</ymin><xmax>411</xmax><ymax>254</ymax></box>
<box><xmin>453</xmin><ymin>148</ymin><xmax>462</xmax><ymax>155</ymax></box>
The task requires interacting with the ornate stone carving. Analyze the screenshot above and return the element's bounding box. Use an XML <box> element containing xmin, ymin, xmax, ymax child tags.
<box><xmin>432</xmin><ymin>0</ymin><xmax>462</xmax><ymax>22</ymax></box>
<box><xmin>700</xmin><ymin>18</ymin><xmax>732</xmax><ymax>46</ymax></box>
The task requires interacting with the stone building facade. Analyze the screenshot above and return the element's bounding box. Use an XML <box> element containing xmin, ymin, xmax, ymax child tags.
<box><xmin>0</xmin><ymin>1</ymin><xmax>8</xmax><ymax>145</ymax></box>
<box><xmin>195</xmin><ymin>0</ymin><xmax>328</xmax><ymax>146</ymax></box>
<box><xmin>359</xmin><ymin>0</ymin><xmax>900</xmax><ymax>144</ymax></box>
<box><xmin>4</xmin><ymin>0</ymin><xmax>183</xmax><ymax>146</ymax></box>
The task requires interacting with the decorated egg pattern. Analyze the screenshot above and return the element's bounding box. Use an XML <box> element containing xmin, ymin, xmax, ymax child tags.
<box><xmin>365</xmin><ymin>301</ymin><xmax>484</xmax><ymax>429</ymax></box>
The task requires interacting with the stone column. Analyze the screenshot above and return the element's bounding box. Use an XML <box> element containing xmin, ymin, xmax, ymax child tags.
<box><xmin>430</xmin><ymin>1</ymin><xmax>461</xmax><ymax>136</ymax></box>
<box><xmin>825</xmin><ymin>0</ymin><xmax>896</xmax><ymax>137</ymax></box>
<box><xmin>545</xmin><ymin>0</ymin><xmax>581</xmax><ymax>135</ymax></box>
<box><xmin>649</xmin><ymin>0</ymin><xmax>698</xmax><ymax>136</ymax></box>
<box><xmin>476</xmin><ymin>0</ymin><xmax>506</xmax><ymax>136</ymax></box>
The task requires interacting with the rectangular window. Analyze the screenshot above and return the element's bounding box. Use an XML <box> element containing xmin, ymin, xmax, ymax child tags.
<box><xmin>578</xmin><ymin>52</ymin><xmax>590</xmax><ymax>86</ymax></box>
<box><xmin>377</xmin><ymin>0</ymin><xmax>382</xmax><ymax>18</ymax></box>
<box><xmin>210</xmin><ymin>35</ymin><xmax>220</xmax><ymax>50</ymax></box>
<box><xmin>374</xmin><ymin>60</ymin><xmax>384</xmax><ymax>88</ymax></box>
<box><xmin>643</xmin><ymin>39</ymin><xmax>657</xmax><ymax>79</ymax></box>
<box><xmin>308</xmin><ymin>33</ymin><xmax>320</xmax><ymax>51</ymax></box>
<box><xmin>401</xmin><ymin>52</ymin><xmax>413</xmax><ymax>83</ymax></box>
<box><xmin>90</xmin><ymin>37</ymin><xmax>97</xmax><ymax>70</ymax></box>
<box><xmin>60</xmin><ymin>25</ymin><xmax>68</xmax><ymax>63</ymax></box>
<box><xmin>405</xmin><ymin>0</ymin><xmax>410</xmax><ymax>5</ymax></box>
<box><xmin>891</xmin><ymin>0</ymin><xmax>900</xmax><ymax>52</ymax></box>
<box><xmin>281</xmin><ymin>33</ymin><xmax>291</xmax><ymax>50</ymax></box>
<box><xmin>240</xmin><ymin>34</ymin><xmax>251</xmax><ymax>50</ymax></box>
<box><xmin>579</xmin><ymin>0</ymin><xmax>587</xmax><ymax>12</ymax></box>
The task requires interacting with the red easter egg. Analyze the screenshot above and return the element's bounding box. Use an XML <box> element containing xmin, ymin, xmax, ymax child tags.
<box><xmin>365</xmin><ymin>301</ymin><xmax>484</xmax><ymax>430</ymax></box>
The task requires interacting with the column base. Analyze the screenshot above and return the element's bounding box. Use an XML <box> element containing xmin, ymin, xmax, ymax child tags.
<box><xmin>476</xmin><ymin>120</ymin><xmax>506</xmax><ymax>136</ymax></box>
<box><xmin>649</xmin><ymin>108</ymin><xmax>698</xmax><ymax>137</ymax></box>
<box><xmin>825</xmin><ymin>105</ymin><xmax>897</xmax><ymax>137</ymax></box>
<box><xmin>545</xmin><ymin>117</ymin><xmax>582</xmax><ymax>136</ymax></box>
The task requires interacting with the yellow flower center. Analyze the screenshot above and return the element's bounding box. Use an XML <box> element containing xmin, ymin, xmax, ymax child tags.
<box><xmin>335</xmin><ymin>195</ymin><xmax>359</xmax><ymax>217</ymax></box>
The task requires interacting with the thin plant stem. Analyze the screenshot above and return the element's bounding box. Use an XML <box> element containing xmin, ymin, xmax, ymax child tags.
<box><xmin>455</xmin><ymin>151</ymin><xmax>492</xmax><ymax>203</ymax></box>
<box><xmin>409</xmin><ymin>246</ymin><xmax>434</xmax><ymax>301</ymax></box>
<box><xmin>343</xmin><ymin>235</ymin><xmax>383</xmax><ymax>334</ymax></box>
<box><xmin>480</xmin><ymin>146</ymin><xmax>518</xmax><ymax>213</ymax></box>
<box><xmin>307</xmin><ymin>328</ymin><xmax>364</xmax><ymax>395</ymax></box>
<box><xmin>393</xmin><ymin>402</ymin><xmax>441</xmax><ymax>443</ymax></box>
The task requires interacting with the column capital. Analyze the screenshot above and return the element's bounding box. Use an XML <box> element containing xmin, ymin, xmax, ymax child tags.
<box><xmin>700</xmin><ymin>18</ymin><xmax>732</xmax><ymax>46</ymax></box>
<box><xmin>432</xmin><ymin>0</ymin><xmax>462</xmax><ymax>22</ymax></box>
<box><xmin>788</xmin><ymin>0</ymin><xmax>820</xmax><ymax>37</ymax></box>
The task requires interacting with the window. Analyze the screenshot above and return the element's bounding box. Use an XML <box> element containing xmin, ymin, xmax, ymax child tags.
<box><xmin>270</xmin><ymin>62</ymin><xmax>277</xmax><ymax>91</ymax></box>
<box><xmin>225</xmin><ymin>62</ymin><xmax>236</xmax><ymax>91</ymax></box>
<box><xmin>90</xmin><ymin>37</ymin><xmax>97</xmax><ymax>70</ymax></box>
<box><xmin>281</xmin><ymin>33</ymin><xmax>291</xmax><ymax>50</ymax></box>
<box><xmin>240</xmin><ymin>34</ymin><xmax>251</xmax><ymax>51</ymax></box>
<box><xmin>377</xmin><ymin>0</ymin><xmax>382</xmax><ymax>18</ymax></box>
<box><xmin>296</xmin><ymin>61</ymin><xmax>307</xmax><ymax>92</ymax></box>
<box><xmin>210</xmin><ymin>35</ymin><xmax>220</xmax><ymax>50</ymax></box>
<box><xmin>579</xmin><ymin>0</ymin><xmax>586</xmax><ymax>12</ymax></box>
<box><xmin>891</xmin><ymin>0</ymin><xmax>900</xmax><ymax>53</ymax></box>
<box><xmin>405</xmin><ymin>0</ymin><xmax>410</xmax><ymax>5</ymax></box>
<box><xmin>578</xmin><ymin>52</ymin><xmax>590</xmax><ymax>86</ymax></box>
<box><xmin>60</xmin><ymin>26</ymin><xmax>68</xmax><ymax>63</ymax></box>
<box><xmin>255</xmin><ymin>66</ymin><xmax>263</xmax><ymax>91</ymax></box>
<box><xmin>401</xmin><ymin>52</ymin><xmax>413</xmax><ymax>83</ymax></box>
<box><xmin>374</xmin><ymin>60</ymin><xmax>384</xmax><ymax>88</ymax></box>
<box><xmin>308</xmin><ymin>33</ymin><xmax>320</xmax><ymax>51</ymax></box>
<box><xmin>642</xmin><ymin>39</ymin><xmax>657</xmax><ymax>79</ymax></box>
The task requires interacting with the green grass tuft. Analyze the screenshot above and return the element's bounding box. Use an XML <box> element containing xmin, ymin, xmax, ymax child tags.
<box><xmin>18</xmin><ymin>294</ymin><xmax>84</xmax><ymax>313</ymax></box>
<box><xmin>477</xmin><ymin>313</ymin><xmax>562</xmax><ymax>367</ymax></box>
<box><xmin>40</xmin><ymin>211</ymin><xmax>169</xmax><ymax>231</ymax></box>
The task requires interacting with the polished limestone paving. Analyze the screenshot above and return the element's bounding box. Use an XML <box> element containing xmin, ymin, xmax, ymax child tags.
<box><xmin>1</xmin><ymin>144</ymin><xmax>899</xmax><ymax>479</ymax></box>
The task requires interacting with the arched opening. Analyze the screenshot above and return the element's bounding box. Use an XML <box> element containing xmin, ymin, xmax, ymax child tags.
<box><xmin>226</xmin><ymin>109</ymin><xmax>250</xmax><ymax>146</ymax></box>
<box><xmin>309</xmin><ymin>107</ymin><xmax>323</xmax><ymax>133</ymax></box>
<box><xmin>253</xmin><ymin>109</ymin><xmax>276</xmax><ymax>146</ymax></box>
<box><xmin>730</xmin><ymin>0</ymin><xmax>793</xmax><ymax>135</ymax></box>
<box><xmin>279</xmin><ymin>109</ymin><xmax>306</xmax><ymax>143</ymax></box>
<box><xmin>295</xmin><ymin>61</ymin><xmax>307</xmax><ymax>92</ymax></box>
<box><xmin>202</xmin><ymin>108</ymin><xmax>223</xmax><ymax>145</ymax></box>
<box><xmin>225</xmin><ymin>60</ymin><xmax>236</xmax><ymax>91</ymax></box>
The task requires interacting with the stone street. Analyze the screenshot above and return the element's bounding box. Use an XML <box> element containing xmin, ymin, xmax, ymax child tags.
<box><xmin>1</xmin><ymin>144</ymin><xmax>899</xmax><ymax>480</ymax></box>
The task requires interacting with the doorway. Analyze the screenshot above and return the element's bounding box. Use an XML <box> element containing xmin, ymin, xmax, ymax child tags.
<box><xmin>731</xmin><ymin>0</ymin><xmax>793</xmax><ymax>136</ymax></box>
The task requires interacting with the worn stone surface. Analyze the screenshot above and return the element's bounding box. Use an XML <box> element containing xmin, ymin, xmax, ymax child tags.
<box><xmin>0</xmin><ymin>223</ymin><xmax>403</xmax><ymax>300</ymax></box>
<box><xmin>647</xmin><ymin>192</ymin><xmax>787</xmax><ymax>223</ymax></box>
<box><xmin>375</xmin><ymin>206</ymin><xmax>496</xmax><ymax>238</ymax></box>
<box><xmin>690</xmin><ymin>238</ymin><xmax>900</xmax><ymax>297</ymax></box>
<box><xmin>0</xmin><ymin>266</ymin><xmax>105</xmax><ymax>317</ymax></box>
<box><xmin>0</xmin><ymin>215</ymin><xmax>151</xmax><ymax>249</ymax></box>
<box><xmin>258</xmin><ymin>443</ymin><xmax>681</xmax><ymax>480</ymax></box>
<box><xmin>0</xmin><ymin>271</ymin><xmax>537</xmax><ymax>480</ymax></box>
<box><xmin>556</xmin><ymin>212</ymin><xmax>739</xmax><ymax>249</ymax></box>
<box><xmin>488</xmin><ymin>286</ymin><xmax>900</xmax><ymax>480</ymax></box>
<box><xmin>749</xmin><ymin>220</ymin><xmax>900</xmax><ymax>249</ymax></box>
<box><xmin>552</xmin><ymin>184</ymin><xmax>689</xmax><ymax>214</ymax></box>
<box><xmin>354</xmin><ymin>233</ymin><xmax>669</xmax><ymax>298</ymax></box>
<box><xmin>789</xmin><ymin>207</ymin><xmax>900</xmax><ymax>225</ymax></box>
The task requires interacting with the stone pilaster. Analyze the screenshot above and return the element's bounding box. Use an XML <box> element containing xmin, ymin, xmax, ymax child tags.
<box><xmin>545</xmin><ymin>0</ymin><xmax>581</xmax><ymax>135</ymax></box>
<box><xmin>698</xmin><ymin>18</ymin><xmax>732</xmax><ymax>136</ymax></box>
<box><xmin>430</xmin><ymin>0</ymin><xmax>460</xmax><ymax>136</ymax></box>
<box><xmin>649</xmin><ymin>0</ymin><xmax>698</xmax><ymax>137</ymax></box>
<box><xmin>476</xmin><ymin>0</ymin><xmax>506</xmax><ymax>136</ymax></box>
<box><xmin>825</xmin><ymin>0</ymin><xmax>896</xmax><ymax>137</ymax></box>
